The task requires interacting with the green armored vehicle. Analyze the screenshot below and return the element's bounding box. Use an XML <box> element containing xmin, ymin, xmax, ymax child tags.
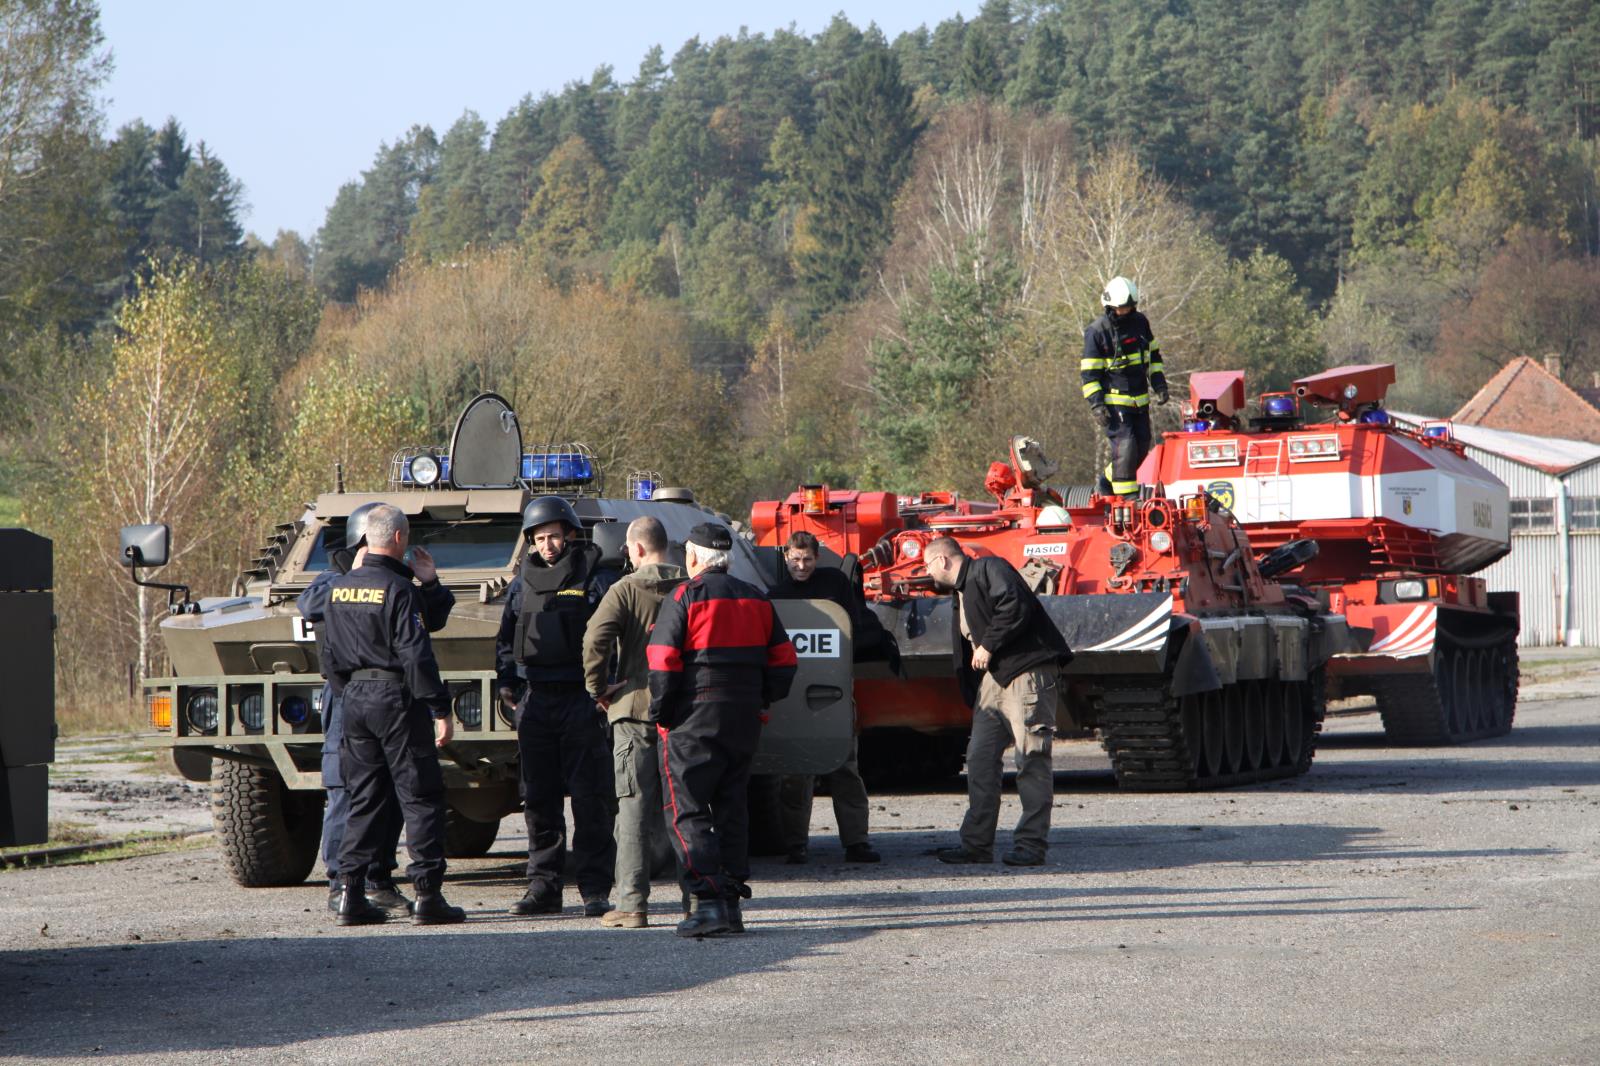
<box><xmin>123</xmin><ymin>394</ymin><xmax>854</xmax><ymax>886</ymax></box>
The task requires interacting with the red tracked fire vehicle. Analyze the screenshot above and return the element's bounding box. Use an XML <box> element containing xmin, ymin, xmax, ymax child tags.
<box><xmin>1145</xmin><ymin>363</ymin><xmax>1520</xmax><ymax>743</ymax></box>
<box><xmin>752</xmin><ymin>439</ymin><xmax>1360</xmax><ymax>789</ymax></box>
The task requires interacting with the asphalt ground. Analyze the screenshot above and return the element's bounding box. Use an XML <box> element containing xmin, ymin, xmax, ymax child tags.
<box><xmin>3</xmin><ymin>690</ymin><xmax>1598</xmax><ymax>1065</ymax></box>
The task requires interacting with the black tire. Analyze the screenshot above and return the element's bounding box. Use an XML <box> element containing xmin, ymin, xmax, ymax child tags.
<box><xmin>443</xmin><ymin>809</ymin><xmax>501</xmax><ymax>858</ymax></box>
<box><xmin>212</xmin><ymin>758</ymin><xmax>324</xmax><ymax>887</ymax></box>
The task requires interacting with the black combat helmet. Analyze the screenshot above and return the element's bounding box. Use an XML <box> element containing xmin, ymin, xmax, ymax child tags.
<box><xmin>344</xmin><ymin>501</ymin><xmax>387</xmax><ymax>549</ymax></box>
<box><xmin>520</xmin><ymin>495</ymin><xmax>581</xmax><ymax>537</ymax></box>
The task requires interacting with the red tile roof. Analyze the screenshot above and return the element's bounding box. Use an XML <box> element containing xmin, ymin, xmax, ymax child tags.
<box><xmin>1452</xmin><ymin>357</ymin><xmax>1600</xmax><ymax>445</ymax></box>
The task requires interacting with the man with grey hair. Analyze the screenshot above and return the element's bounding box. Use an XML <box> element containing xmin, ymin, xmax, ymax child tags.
<box><xmin>647</xmin><ymin>522</ymin><xmax>797</xmax><ymax>937</ymax></box>
<box><xmin>321</xmin><ymin>503</ymin><xmax>465</xmax><ymax>925</ymax></box>
<box><xmin>582</xmin><ymin>515</ymin><xmax>686</xmax><ymax>928</ymax></box>
<box><xmin>921</xmin><ymin>535</ymin><xmax>1072</xmax><ymax>867</ymax></box>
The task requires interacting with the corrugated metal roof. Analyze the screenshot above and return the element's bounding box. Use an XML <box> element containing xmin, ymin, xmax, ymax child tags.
<box><xmin>1390</xmin><ymin>412</ymin><xmax>1600</xmax><ymax>475</ymax></box>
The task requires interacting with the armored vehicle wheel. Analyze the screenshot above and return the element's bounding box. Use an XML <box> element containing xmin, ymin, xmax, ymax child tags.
<box><xmin>213</xmin><ymin>758</ymin><xmax>324</xmax><ymax>887</ymax></box>
<box><xmin>1262</xmin><ymin>683</ymin><xmax>1286</xmax><ymax>768</ymax></box>
<box><xmin>1222</xmin><ymin>687</ymin><xmax>1245</xmax><ymax>774</ymax></box>
<box><xmin>1242</xmin><ymin>682</ymin><xmax>1266</xmax><ymax>772</ymax></box>
<box><xmin>444</xmin><ymin>809</ymin><xmax>500</xmax><ymax>858</ymax></box>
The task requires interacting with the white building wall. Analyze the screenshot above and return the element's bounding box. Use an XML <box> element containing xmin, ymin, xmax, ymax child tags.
<box><xmin>1461</xmin><ymin>445</ymin><xmax>1600</xmax><ymax>647</ymax></box>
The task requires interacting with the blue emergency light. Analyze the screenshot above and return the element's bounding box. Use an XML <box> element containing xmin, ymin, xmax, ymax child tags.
<box><xmin>523</xmin><ymin>452</ymin><xmax>595</xmax><ymax>483</ymax></box>
<box><xmin>1263</xmin><ymin>395</ymin><xmax>1298</xmax><ymax>418</ymax></box>
<box><xmin>1360</xmin><ymin>409</ymin><xmax>1391</xmax><ymax>425</ymax></box>
<box><xmin>1184</xmin><ymin>419</ymin><xmax>1213</xmax><ymax>432</ymax></box>
<box><xmin>633</xmin><ymin>479</ymin><xmax>657</xmax><ymax>501</ymax></box>
<box><xmin>1424</xmin><ymin>424</ymin><xmax>1451</xmax><ymax>438</ymax></box>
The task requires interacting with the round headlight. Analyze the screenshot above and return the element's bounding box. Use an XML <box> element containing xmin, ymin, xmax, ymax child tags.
<box><xmin>1343</xmin><ymin>383</ymin><xmax>1360</xmax><ymax>400</ymax></box>
<box><xmin>238</xmin><ymin>691</ymin><xmax>265</xmax><ymax>732</ymax></box>
<box><xmin>1290</xmin><ymin>440</ymin><xmax>1307</xmax><ymax>455</ymax></box>
<box><xmin>901</xmin><ymin>539</ymin><xmax>922</xmax><ymax>560</ymax></box>
<box><xmin>185</xmin><ymin>690</ymin><xmax>219</xmax><ymax>734</ymax></box>
<box><xmin>409</xmin><ymin>453</ymin><xmax>441</xmax><ymax>487</ymax></box>
<box><xmin>278</xmin><ymin>694</ymin><xmax>310</xmax><ymax>727</ymax></box>
<box><xmin>454</xmin><ymin>688</ymin><xmax>483</xmax><ymax>729</ymax></box>
<box><xmin>1149</xmin><ymin>531</ymin><xmax>1173</xmax><ymax>553</ymax></box>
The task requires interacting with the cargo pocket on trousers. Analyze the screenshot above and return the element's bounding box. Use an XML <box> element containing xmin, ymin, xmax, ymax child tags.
<box><xmin>614</xmin><ymin>739</ymin><xmax>638</xmax><ymax>800</ymax></box>
<box><xmin>1018</xmin><ymin>672</ymin><xmax>1057</xmax><ymax>756</ymax></box>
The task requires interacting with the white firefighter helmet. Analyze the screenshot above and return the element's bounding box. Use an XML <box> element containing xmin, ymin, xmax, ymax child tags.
<box><xmin>1102</xmin><ymin>276</ymin><xmax>1138</xmax><ymax>308</ymax></box>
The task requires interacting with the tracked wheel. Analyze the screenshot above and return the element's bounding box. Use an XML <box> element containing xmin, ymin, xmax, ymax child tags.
<box><xmin>1222</xmin><ymin>686</ymin><xmax>1245</xmax><ymax>775</ymax></box>
<box><xmin>1242</xmin><ymin>682</ymin><xmax>1266</xmax><ymax>772</ymax></box>
<box><xmin>1375</xmin><ymin>637</ymin><xmax>1517</xmax><ymax>744</ymax></box>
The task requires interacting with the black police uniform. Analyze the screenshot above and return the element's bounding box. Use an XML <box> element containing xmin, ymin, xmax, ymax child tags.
<box><xmin>1081</xmin><ymin>309</ymin><xmax>1167</xmax><ymax>496</ymax></box>
<box><xmin>495</xmin><ymin>540</ymin><xmax>618</xmax><ymax>906</ymax></box>
<box><xmin>322</xmin><ymin>553</ymin><xmax>453</xmax><ymax>896</ymax></box>
<box><xmin>298</xmin><ymin>562</ymin><xmax>454</xmax><ymax>891</ymax></box>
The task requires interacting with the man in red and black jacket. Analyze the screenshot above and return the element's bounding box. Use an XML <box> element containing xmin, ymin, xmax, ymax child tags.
<box><xmin>647</xmin><ymin>522</ymin><xmax>797</xmax><ymax>938</ymax></box>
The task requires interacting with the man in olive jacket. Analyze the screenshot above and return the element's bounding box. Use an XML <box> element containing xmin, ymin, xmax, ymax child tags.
<box><xmin>923</xmin><ymin>536</ymin><xmax>1073</xmax><ymax>866</ymax></box>
<box><xmin>582</xmin><ymin>516</ymin><xmax>686</xmax><ymax>928</ymax></box>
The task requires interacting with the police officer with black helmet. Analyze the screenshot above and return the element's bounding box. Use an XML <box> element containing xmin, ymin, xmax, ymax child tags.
<box><xmin>495</xmin><ymin>495</ymin><xmax>619</xmax><ymax>917</ymax></box>
<box><xmin>297</xmin><ymin>501</ymin><xmax>454</xmax><ymax>916</ymax></box>
<box><xmin>321</xmin><ymin>502</ymin><xmax>464</xmax><ymax>926</ymax></box>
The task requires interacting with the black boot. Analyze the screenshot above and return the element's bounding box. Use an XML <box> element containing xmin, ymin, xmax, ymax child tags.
<box><xmin>726</xmin><ymin>898</ymin><xmax>745</xmax><ymax>934</ymax></box>
<box><xmin>365</xmin><ymin>880</ymin><xmax>414</xmax><ymax>916</ymax></box>
<box><xmin>413</xmin><ymin>891</ymin><xmax>466</xmax><ymax>925</ymax></box>
<box><xmin>676</xmin><ymin>898</ymin><xmax>731</xmax><ymax>938</ymax></box>
<box><xmin>509</xmin><ymin>886</ymin><xmax>562</xmax><ymax>916</ymax></box>
<box><xmin>326</xmin><ymin>883</ymin><xmax>341</xmax><ymax>914</ymax></box>
<box><xmin>335</xmin><ymin>881</ymin><xmax>387</xmax><ymax>926</ymax></box>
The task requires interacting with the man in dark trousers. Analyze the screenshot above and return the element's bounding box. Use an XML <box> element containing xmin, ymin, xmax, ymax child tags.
<box><xmin>922</xmin><ymin>535</ymin><xmax>1072</xmax><ymax>867</ymax></box>
<box><xmin>582</xmin><ymin>515</ymin><xmax>685</xmax><ymax>929</ymax></box>
<box><xmin>321</xmin><ymin>503</ymin><xmax>465</xmax><ymax>926</ymax></box>
<box><xmin>299</xmin><ymin>501</ymin><xmax>455</xmax><ymax>916</ymax></box>
<box><xmin>771</xmin><ymin>531</ymin><xmax>880</xmax><ymax>865</ymax></box>
<box><xmin>648</xmin><ymin>522</ymin><xmax>797</xmax><ymax>938</ymax></box>
<box><xmin>1081</xmin><ymin>275</ymin><xmax>1169</xmax><ymax>497</ymax></box>
<box><xmin>496</xmin><ymin>495</ymin><xmax>618</xmax><ymax>918</ymax></box>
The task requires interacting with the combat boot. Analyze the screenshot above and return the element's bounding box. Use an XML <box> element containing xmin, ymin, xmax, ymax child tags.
<box><xmin>412</xmin><ymin>892</ymin><xmax>466</xmax><ymax>926</ymax></box>
<box><xmin>509</xmin><ymin>886</ymin><xmax>562</xmax><ymax>916</ymax></box>
<box><xmin>365</xmin><ymin>880</ymin><xmax>414</xmax><ymax>916</ymax></box>
<box><xmin>675</xmin><ymin>898</ymin><xmax>731</xmax><ymax>938</ymax></box>
<box><xmin>725</xmin><ymin>898</ymin><xmax>745</xmax><ymax>935</ymax></box>
<box><xmin>335</xmin><ymin>880</ymin><xmax>387</xmax><ymax>926</ymax></box>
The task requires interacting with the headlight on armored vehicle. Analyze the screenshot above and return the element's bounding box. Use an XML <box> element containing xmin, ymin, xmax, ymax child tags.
<box><xmin>454</xmin><ymin>688</ymin><xmax>483</xmax><ymax>729</ymax></box>
<box><xmin>1148</xmin><ymin>531</ymin><xmax>1173</xmax><ymax>553</ymax></box>
<box><xmin>408</xmin><ymin>453</ymin><xmax>442</xmax><ymax>486</ymax></box>
<box><xmin>1393</xmin><ymin>579</ymin><xmax>1426</xmax><ymax>600</ymax></box>
<box><xmin>185</xmin><ymin>689</ymin><xmax>219</xmax><ymax>735</ymax></box>
<box><xmin>237</xmin><ymin>690</ymin><xmax>265</xmax><ymax>732</ymax></box>
<box><xmin>278</xmin><ymin>693</ymin><xmax>310</xmax><ymax>727</ymax></box>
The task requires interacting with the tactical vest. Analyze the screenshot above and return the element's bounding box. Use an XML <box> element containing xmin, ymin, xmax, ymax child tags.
<box><xmin>513</xmin><ymin>543</ymin><xmax>600</xmax><ymax>668</ymax></box>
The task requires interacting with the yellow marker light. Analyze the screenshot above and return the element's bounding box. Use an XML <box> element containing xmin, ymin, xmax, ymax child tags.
<box><xmin>148</xmin><ymin>691</ymin><xmax>174</xmax><ymax>731</ymax></box>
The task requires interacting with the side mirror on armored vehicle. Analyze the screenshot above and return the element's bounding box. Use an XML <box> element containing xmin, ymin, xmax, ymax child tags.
<box><xmin>118</xmin><ymin>522</ymin><xmax>196</xmax><ymax>613</ymax></box>
<box><xmin>120</xmin><ymin>523</ymin><xmax>170</xmax><ymax>568</ymax></box>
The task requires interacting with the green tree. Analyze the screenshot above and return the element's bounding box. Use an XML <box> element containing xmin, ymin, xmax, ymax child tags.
<box><xmin>799</xmin><ymin>49</ymin><xmax>924</xmax><ymax>313</ymax></box>
<box><xmin>867</xmin><ymin>249</ymin><xmax>1020</xmax><ymax>488</ymax></box>
<box><xmin>518</xmin><ymin>135</ymin><xmax>612</xmax><ymax>260</ymax></box>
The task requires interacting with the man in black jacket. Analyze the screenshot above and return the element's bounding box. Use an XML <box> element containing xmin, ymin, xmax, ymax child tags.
<box><xmin>770</xmin><ymin>531</ymin><xmax>880</xmax><ymax>865</ymax></box>
<box><xmin>321</xmin><ymin>503</ymin><xmax>465</xmax><ymax>926</ymax></box>
<box><xmin>923</xmin><ymin>536</ymin><xmax>1072</xmax><ymax>866</ymax></box>
<box><xmin>495</xmin><ymin>496</ymin><xmax>617</xmax><ymax>918</ymax></box>
<box><xmin>648</xmin><ymin>522</ymin><xmax>797</xmax><ymax>937</ymax></box>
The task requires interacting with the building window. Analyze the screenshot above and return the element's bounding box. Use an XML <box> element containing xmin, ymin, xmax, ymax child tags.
<box><xmin>1511</xmin><ymin>497</ymin><xmax>1555</xmax><ymax>532</ymax></box>
<box><xmin>1571</xmin><ymin>496</ymin><xmax>1600</xmax><ymax>531</ymax></box>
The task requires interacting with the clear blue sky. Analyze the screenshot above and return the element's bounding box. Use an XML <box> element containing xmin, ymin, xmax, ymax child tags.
<box><xmin>99</xmin><ymin>2</ymin><xmax>974</xmax><ymax>242</ymax></box>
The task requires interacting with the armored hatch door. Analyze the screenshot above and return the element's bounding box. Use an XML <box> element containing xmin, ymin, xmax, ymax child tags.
<box><xmin>753</xmin><ymin>599</ymin><xmax>854</xmax><ymax>776</ymax></box>
<box><xmin>449</xmin><ymin>392</ymin><xmax>522</xmax><ymax>489</ymax></box>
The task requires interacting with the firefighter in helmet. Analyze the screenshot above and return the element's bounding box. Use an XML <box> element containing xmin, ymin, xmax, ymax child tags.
<box><xmin>1081</xmin><ymin>276</ymin><xmax>1168</xmax><ymax>496</ymax></box>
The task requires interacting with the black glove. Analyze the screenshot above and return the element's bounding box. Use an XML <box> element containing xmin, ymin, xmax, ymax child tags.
<box><xmin>497</xmin><ymin>685</ymin><xmax>521</xmax><ymax>711</ymax></box>
<box><xmin>1154</xmin><ymin>384</ymin><xmax>1169</xmax><ymax>405</ymax></box>
<box><xmin>1090</xmin><ymin>404</ymin><xmax>1112</xmax><ymax>430</ymax></box>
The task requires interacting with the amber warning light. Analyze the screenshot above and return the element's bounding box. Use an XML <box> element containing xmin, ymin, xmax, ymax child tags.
<box><xmin>800</xmin><ymin>484</ymin><xmax>829</xmax><ymax>514</ymax></box>
<box><xmin>148</xmin><ymin>691</ymin><xmax>173</xmax><ymax>731</ymax></box>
